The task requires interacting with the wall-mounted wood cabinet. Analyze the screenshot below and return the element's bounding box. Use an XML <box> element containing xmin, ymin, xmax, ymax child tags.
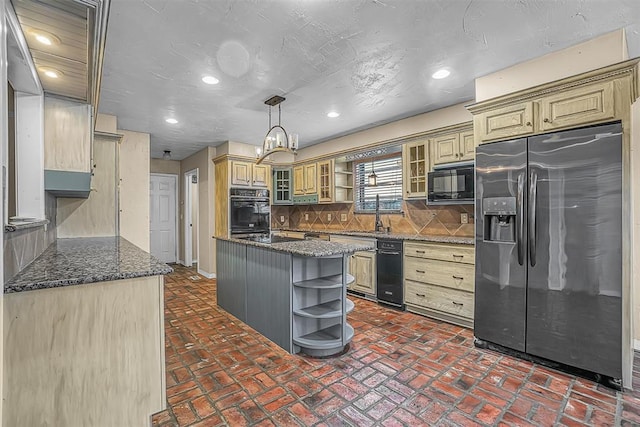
<box><xmin>402</xmin><ymin>140</ymin><xmax>428</xmax><ymax>199</ymax></box>
<box><xmin>230</xmin><ymin>161</ymin><xmax>270</xmax><ymax>188</ymax></box>
<box><xmin>293</xmin><ymin>163</ymin><xmax>317</xmax><ymax>196</ymax></box>
<box><xmin>318</xmin><ymin>160</ymin><xmax>333</xmax><ymax>203</ymax></box>
<box><xmin>473</xmin><ymin>80</ymin><xmax>617</xmax><ymax>144</ymax></box>
<box><xmin>272</xmin><ymin>167</ymin><xmax>293</xmax><ymax>205</ymax></box>
<box><xmin>334</xmin><ymin>159</ymin><xmax>354</xmax><ymax>203</ymax></box>
<box><xmin>432</xmin><ymin>130</ymin><xmax>475</xmax><ymax>165</ymax></box>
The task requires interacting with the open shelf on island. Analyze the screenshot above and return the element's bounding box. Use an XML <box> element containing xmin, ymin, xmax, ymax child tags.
<box><xmin>293</xmin><ymin>274</ymin><xmax>354</xmax><ymax>289</ymax></box>
<box><xmin>293</xmin><ymin>323</ymin><xmax>354</xmax><ymax>351</ymax></box>
<box><xmin>294</xmin><ymin>298</ymin><xmax>355</xmax><ymax>319</ymax></box>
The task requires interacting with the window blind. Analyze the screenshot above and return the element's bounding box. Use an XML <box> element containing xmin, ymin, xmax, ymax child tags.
<box><xmin>355</xmin><ymin>154</ymin><xmax>403</xmax><ymax>213</ymax></box>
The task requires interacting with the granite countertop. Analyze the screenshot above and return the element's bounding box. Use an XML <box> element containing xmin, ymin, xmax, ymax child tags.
<box><xmin>216</xmin><ymin>236</ymin><xmax>375</xmax><ymax>257</ymax></box>
<box><xmin>274</xmin><ymin>229</ymin><xmax>474</xmax><ymax>245</ymax></box>
<box><xmin>5</xmin><ymin>237</ymin><xmax>173</xmax><ymax>294</ymax></box>
<box><xmin>5</xmin><ymin>219</ymin><xmax>50</xmax><ymax>232</ymax></box>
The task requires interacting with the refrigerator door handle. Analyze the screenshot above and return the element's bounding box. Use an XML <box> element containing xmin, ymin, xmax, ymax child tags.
<box><xmin>516</xmin><ymin>172</ymin><xmax>525</xmax><ymax>266</ymax></box>
<box><xmin>528</xmin><ymin>170</ymin><xmax>538</xmax><ymax>267</ymax></box>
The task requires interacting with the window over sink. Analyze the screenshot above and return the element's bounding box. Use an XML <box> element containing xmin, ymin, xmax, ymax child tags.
<box><xmin>354</xmin><ymin>154</ymin><xmax>403</xmax><ymax>213</ymax></box>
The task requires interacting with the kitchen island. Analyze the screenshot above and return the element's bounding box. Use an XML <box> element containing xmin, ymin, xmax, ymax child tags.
<box><xmin>216</xmin><ymin>236</ymin><xmax>374</xmax><ymax>356</ymax></box>
<box><xmin>4</xmin><ymin>237</ymin><xmax>172</xmax><ymax>427</ymax></box>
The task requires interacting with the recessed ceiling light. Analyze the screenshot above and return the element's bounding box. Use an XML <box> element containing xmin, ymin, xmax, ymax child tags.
<box><xmin>432</xmin><ymin>69</ymin><xmax>451</xmax><ymax>79</ymax></box>
<box><xmin>327</xmin><ymin>111</ymin><xmax>340</xmax><ymax>118</ymax></box>
<box><xmin>165</xmin><ymin>118</ymin><xmax>178</xmax><ymax>124</ymax></box>
<box><xmin>29</xmin><ymin>30</ymin><xmax>60</xmax><ymax>46</ymax></box>
<box><xmin>35</xmin><ymin>34</ymin><xmax>52</xmax><ymax>45</ymax></box>
<box><xmin>39</xmin><ymin>67</ymin><xmax>63</xmax><ymax>79</ymax></box>
<box><xmin>202</xmin><ymin>75</ymin><xmax>219</xmax><ymax>85</ymax></box>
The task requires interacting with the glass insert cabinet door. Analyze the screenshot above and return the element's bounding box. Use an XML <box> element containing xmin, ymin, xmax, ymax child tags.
<box><xmin>405</xmin><ymin>141</ymin><xmax>427</xmax><ymax>197</ymax></box>
<box><xmin>272</xmin><ymin>168</ymin><xmax>293</xmax><ymax>204</ymax></box>
<box><xmin>318</xmin><ymin>160</ymin><xmax>333</xmax><ymax>203</ymax></box>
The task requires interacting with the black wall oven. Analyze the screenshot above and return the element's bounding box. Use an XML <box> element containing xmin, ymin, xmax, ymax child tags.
<box><xmin>427</xmin><ymin>164</ymin><xmax>474</xmax><ymax>204</ymax></box>
<box><xmin>229</xmin><ymin>188</ymin><xmax>270</xmax><ymax>236</ymax></box>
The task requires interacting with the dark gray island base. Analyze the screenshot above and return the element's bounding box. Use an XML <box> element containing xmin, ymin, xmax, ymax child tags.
<box><xmin>216</xmin><ymin>237</ymin><xmax>374</xmax><ymax>356</ymax></box>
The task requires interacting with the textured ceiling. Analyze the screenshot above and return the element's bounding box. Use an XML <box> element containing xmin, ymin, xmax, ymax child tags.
<box><xmin>98</xmin><ymin>0</ymin><xmax>640</xmax><ymax>160</ymax></box>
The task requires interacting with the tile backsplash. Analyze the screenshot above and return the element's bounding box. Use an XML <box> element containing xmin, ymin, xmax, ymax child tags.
<box><xmin>272</xmin><ymin>200</ymin><xmax>474</xmax><ymax>237</ymax></box>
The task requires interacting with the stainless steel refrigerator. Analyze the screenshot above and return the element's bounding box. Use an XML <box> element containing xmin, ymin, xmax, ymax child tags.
<box><xmin>474</xmin><ymin>122</ymin><xmax>622</xmax><ymax>382</ymax></box>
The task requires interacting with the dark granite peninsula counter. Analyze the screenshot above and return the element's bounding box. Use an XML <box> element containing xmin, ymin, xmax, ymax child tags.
<box><xmin>4</xmin><ymin>236</ymin><xmax>170</xmax><ymax>427</ymax></box>
<box><xmin>5</xmin><ymin>236</ymin><xmax>172</xmax><ymax>293</ymax></box>
<box><xmin>216</xmin><ymin>236</ymin><xmax>374</xmax><ymax>356</ymax></box>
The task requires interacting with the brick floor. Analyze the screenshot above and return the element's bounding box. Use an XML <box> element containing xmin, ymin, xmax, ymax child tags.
<box><xmin>152</xmin><ymin>265</ymin><xmax>640</xmax><ymax>426</ymax></box>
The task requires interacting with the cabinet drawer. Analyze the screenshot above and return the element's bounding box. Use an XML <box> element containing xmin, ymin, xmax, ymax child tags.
<box><xmin>405</xmin><ymin>280</ymin><xmax>474</xmax><ymax>319</ymax></box>
<box><xmin>404</xmin><ymin>257</ymin><xmax>474</xmax><ymax>292</ymax></box>
<box><xmin>539</xmin><ymin>81</ymin><xmax>615</xmax><ymax>131</ymax></box>
<box><xmin>404</xmin><ymin>242</ymin><xmax>474</xmax><ymax>264</ymax></box>
<box><xmin>475</xmin><ymin>102</ymin><xmax>534</xmax><ymax>143</ymax></box>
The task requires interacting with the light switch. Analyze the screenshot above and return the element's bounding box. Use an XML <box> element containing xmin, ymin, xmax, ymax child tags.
<box><xmin>460</xmin><ymin>213</ymin><xmax>469</xmax><ymax>224</ymax></box>
<box><xmin>341</xmin><ymin>213</ymin><xmax>347</xmax><ymax>222</ymax></box>
<box><xmin>327</xmin><ymin>213</ymin><xmax>332</xmax><ymax>221</ymax></box>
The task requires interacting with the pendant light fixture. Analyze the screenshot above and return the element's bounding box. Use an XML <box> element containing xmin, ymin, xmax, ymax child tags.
<box><xmin>255</xmin><ymin>95</ymin><xmax>298</xmax><ymax>164</ymax></box>
<box><xmin>368</xmin><ymin>160</ymin><xmax>377</xmax><ymax>186</ymax></box>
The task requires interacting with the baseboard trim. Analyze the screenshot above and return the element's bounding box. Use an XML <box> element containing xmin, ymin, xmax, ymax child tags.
<box><xmin>177</xmin><ymin>259</ymin><xmax>184</xmax><ymax>265</ymax></box>
<box><xmin>198</xmin><ymin>268</ymin><xmax>216</xmax><ymax>279</ymax></box>
<box><xmin>634</xmin><ymin>339</ymin><xmax>640</xmax><ymax>351</ymax></box>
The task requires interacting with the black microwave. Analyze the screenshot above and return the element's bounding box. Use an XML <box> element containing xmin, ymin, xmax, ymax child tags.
<box><xmin>427</xmin><ymin>165</ymin><xmax>474</xmax><ymax>204</ymax></box>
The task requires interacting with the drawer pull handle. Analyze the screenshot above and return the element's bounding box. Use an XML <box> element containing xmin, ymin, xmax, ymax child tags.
<box><xmin>543</xmin><ymin>118</ymin><xmax>551</xmax><ymax>123</ymax></box>
<box><xmin>415</xmin><ymin>250</ymin><xmax>425</xmax><ymax>254</ymax></box>
<box><xmin>452</xmin><ymin>254</ymin><xmax>464</xmax><ymax>259</ymax></box>
<box><xmin>416</xmin><ymin>270</ymin><xmax>426</xmax><ymax>274</ymax></box>
<box><xmin>452</xmin><ymin>301</ymin><xmax>464</xmax><ymax>306</ymax></box>
<box><xmin>452</xmin><ymin>275</ymin><xmax>464</xmax><ymax>280</ymax></box>
<box><xmin>416</xmin><ymin>293</ymin><xmax>426</xmax><ymax>297</ymax></box>
<box><xmin>526</xmin><ymin>121</ymin><xmax>532</xmax><ymax>127</ymax></box>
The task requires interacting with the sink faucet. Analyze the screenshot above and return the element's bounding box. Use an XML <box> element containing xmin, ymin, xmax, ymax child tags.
<box><xmin>375</xmin><ymin>194</ymin><xmax>385</xmax><ymax>232</ymax></box>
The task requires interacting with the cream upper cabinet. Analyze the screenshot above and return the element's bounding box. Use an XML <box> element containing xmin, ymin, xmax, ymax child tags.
<box><xmin>402</xmin><ymin>140</ymin><xmax>428</xmax><ymax>199</ymax></box>
<box><xmin>231</xmin><ymin>161</ymin><xmax>252</xmax><ymax>186</ymax></box>
<box><xmin>471</xmin><ymin>80</ymin><xmax>618</xmax><ymax>144</ymax></box>
<box><xmin>539</xmin><ymin>81</ymin><xmax>615</xmax><ymax>131</ymax></box>
<box><xmin>318</xmin><ymin>160</ymin><xmax>333</xmax><ymax>203</ymax></box>
<box><xmin>474</xmin><ymin>102</ymin><xmax>534</xmax><ymax>143</ymax></box>
<box><xmin>230</xmin><ymin>160</ymin><xmax>270</xmax><ymax>188</ymax></box>
<box><xmin>44</xmin><ymin>97</ymin><xmax>92</xmax><ymax>173</ymax></box>
<box><xmin>432</xmin><ymin>130</ymin><xmax>476</xmax><ymax>165</ymax></box>
<box><xmin>459</xmin><ymin>131</ymin><xmax>476</xmax><ymax>161</ymax></box>
<box><xmin>251</xmin><ymin>164</ymin><xmax>270</xmax><ymax>188</ymax></box>
<box><xmin>294</xmin><ymin>163</ymin><xmax>318</xmax><ymax>195</ymax></box>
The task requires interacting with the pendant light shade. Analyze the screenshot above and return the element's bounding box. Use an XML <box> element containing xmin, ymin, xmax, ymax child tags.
<box><xmin>368</xmin><ymin>161</ymin><xmax>377</xmax><ymax>186</ymax></box>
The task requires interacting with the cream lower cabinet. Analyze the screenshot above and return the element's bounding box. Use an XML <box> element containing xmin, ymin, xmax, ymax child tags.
<box><xmin>404</xmin><ymin>241</ymin><xmax>475</xmax><ymax>328</ymax></box>
<box><xmin>330</xmin><ymin>236</ymin><xmax>376</xmax><ymax>297</ymax></box>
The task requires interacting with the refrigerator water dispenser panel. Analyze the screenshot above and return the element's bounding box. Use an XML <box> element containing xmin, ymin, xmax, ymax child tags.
<box><xmin>483</xmin><ymin>197</ymin><xmax>517</xmax><ymax>243</ymax></box>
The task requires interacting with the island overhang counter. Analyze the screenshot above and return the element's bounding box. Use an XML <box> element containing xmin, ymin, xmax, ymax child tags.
<box><xmin>215</xmin><ymin>236</ymin><xmax>374</xmax><ymax>356</ymax></box>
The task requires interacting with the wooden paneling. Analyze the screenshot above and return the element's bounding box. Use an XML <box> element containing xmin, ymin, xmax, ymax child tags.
<box><xmin>352</xmin><ymin>250</ymin><xmax>375</xmax><ymax>294</ymax></box>
<box><xmin>305</xmin><ymin>163</ymin><xmax>318</xmax><ymax>194</ymax></box>
<box><xmin>540</xmin><ymin>81</ymin><xmax>615</xmax><ymax>131</ymax></box>
<box><xmin>459</xmin><ymin>130</ymin><xmax>476</xmax><ymax>161</ymax></box>
<box><xmin>215</xmin><ymin>239</ymin><xmax>247</xmax><ymax>321</ymax></box>
<box><xmin>214</xmin><ymin>159</ymin><xmax>229</xmax><ymax>237</ymax></box>
<box><xmin>56</xmin><ymin>136</ymin><xmax>116</xmax><ymax>238</ymax></box>
<box><xmin>4</xmin><ymin>276</ymin><xmax>165</xmax><ymax>427</ymax></box>
<box><xmin>119</xmin><ymin>130</ymin><xmax>150</xmax><ymax>251</ymax></box>
<box><xmin>44</xmin><ymin>96</ymin><xmax>91</xmax><ymax>172</ymax></box>
<box><xmin>475</xmin><ymin>102</ymin><xmax>534</xmax><ymax>143</ymax></box>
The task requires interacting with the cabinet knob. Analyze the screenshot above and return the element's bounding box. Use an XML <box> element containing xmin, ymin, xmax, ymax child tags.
<box><xmin>543</xmin><ymin>118</ymin><xmax>551</xmax><ymax>123</ymax></box>
<box><xmin>526</xmin><ymin>121</ymin><xmax>532</xmax><ymax>126</ymax></box>
<box><xmin>455</xmin><ymin>153</ymin><xmax>459</xmax><ymax>157</ymax></box>
<box><xmin>459</xmin><ymin>152</ymin><xmax>464</xmax><ymax>157</ymax></box>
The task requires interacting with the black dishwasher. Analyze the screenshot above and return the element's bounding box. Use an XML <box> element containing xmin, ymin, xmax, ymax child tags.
<box><xmin>376</xmin><ymin>239</ymin><xmax>404</xmax><ymax>309</ymax></box>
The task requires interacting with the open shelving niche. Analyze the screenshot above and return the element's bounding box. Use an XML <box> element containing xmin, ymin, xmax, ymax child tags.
<box><xmin>334</xmin><ymin>159</ymin><xmax>354</xmax><ymax>203</ymax></box>
<box><xmin>292</xmin><ymin>254</ymin><xmax>356</xmax><ymax>356</ymax></box>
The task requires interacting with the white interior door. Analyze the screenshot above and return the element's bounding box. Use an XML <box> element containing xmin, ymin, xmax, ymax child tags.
<box><xmin>150</xmin><ymin>174</ymin><xmax>177</xmax><ymax>263</ymax></box>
